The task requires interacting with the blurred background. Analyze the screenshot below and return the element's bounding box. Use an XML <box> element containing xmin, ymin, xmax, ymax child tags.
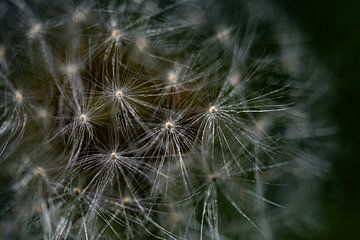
<box><xmin>277</xmin><ymin>1</ymin><xmax>360</xmax><ymax>239</ymax></box>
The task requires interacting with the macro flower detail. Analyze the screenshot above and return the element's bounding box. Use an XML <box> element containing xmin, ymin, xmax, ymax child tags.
<box><xmin>0</xmin><ymin>0</ymin><xmax>332</xmax><ymax>239</ymax></box>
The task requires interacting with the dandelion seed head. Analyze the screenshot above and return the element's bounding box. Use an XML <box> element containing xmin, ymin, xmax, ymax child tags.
<box><xmin>216</xmin><ymin>27</ymin><xmax>231</xmax><ymax>42</ymax></box>
<box><xmin>79</xmin><ymin>114</ymin><xmax>88</xmax><ymax>125</ymax></box>
<box><xmin>37</xmin><ymin>109</ymin><xmax>48</xmax><ymax>119</ymax></box>
<box><xmin>122</xmin><ymin>196</ymin><xmax>131</xmax><ymax>205</ymax></box>
<box><xmin>33</xmin><ymin>167</ymin><xmax>45</xmax><ymax>177</ymax></box>
<box><xmin>73</xmin><ymin>187</ymin><xmax>81</xmax><ymax>195</ymax></box>
<box><xmin>111</xmin><ymin>29</ymin><xmax>122</xmax><ymax>41</ymax></box>
<box><xmin>164</xmin><ymin>121</ymin><xmax>174</xmax><ymax>130</ymax></box>
<box><xmin>110</xmin><ymin>152</ymin><xmax>118</xmax><ymax>161</ymax></box>
<box><xmin>14</xmin><ymin>91</ymin><xmax>23</xmax><ymax>104</ymax></box>
<box><xmin>63</xmin><ymin>63</ymin><xmax>80</xmax><ymax>77</ymax></box>
<box><xmin>207</xmin><ymin>173</ymin><xmax>219</xmax><ymax>183</ymax></box>
<box><xmin>115</xmin><ymin>89</ymin><xmax>124</xmax><ymax>99</ymax></box>
<box><xmin>217</xmin><ymin>30</ymin><xmax>227</xmax><ymax>39</ymax></box>
<box><xmin>208</xmin><ymin>105</ymin><xmax>218</xmax><ymax>113</ymax></box>
<box><xmin>28</xmin><ymin>23</ymin><xmax>42</xmax><ymax>39</ymax></box>
<box><xmin>167</xmin><ymin>71</ymin><xmax>178</xmax><ymax>84</ymax></box>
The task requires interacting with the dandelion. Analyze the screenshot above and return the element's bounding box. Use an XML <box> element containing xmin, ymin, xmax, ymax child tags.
<box><xmin>167</xmin><ymin>71</ymin><xmax>178</xmax><ymax>84</ymax></box>
<box><xmin>111</xmin><ymin>29</ymin><xmax>122</xmax><ymax>42</ymax></box>
<box><xmin>14</xmin><ymin>90</ymin><xmax>23</xmax><ymax>104</ymax></box>
<box><xmin>0</xmin><ymin>0</ymin><xmax>332</xmax><ymax>239</ymax></box>
<box><xmin>216</xmin><ymin>26</ymin><xmax>233</xmax><ymax>46</ymax></box>
<box><xmin>164</xmin><ymin>120</ymin><xmax>174</xmax><ymax>130</ymax></box>
<box><xmin>208</xmin><ymin>105</ymin><xmax>217</xmax><ymax>114</ymax></box>
<box><xmin>37</xmin><ymin>108</ymin><xmax>48</xmax><ymax>120</ymax></box>
<box><xmin>28</xmin><ymin>23</ymin><xmax>43</xmax><ymax>39</ymax></box>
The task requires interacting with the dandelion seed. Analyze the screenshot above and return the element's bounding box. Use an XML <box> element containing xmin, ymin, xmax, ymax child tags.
<box><xmin>216</xmin><ymin>27</ymin><xmax>232</xmax><ymax>45</ymax></box>
<box><xmin>79</xmin><ymin>114</ymin><xmax>88</xmax><ymax>125</ymax></box>
<box><xmin>115</xmin><ymin>89</ymin><xmax>124</xmax><ymax>99</ymax></box>
<box><xmin>122</xmin><ymin>196</ymin><xmax>132</xmax><ymax>205</ymax></box>
<box><xmin>28</xmin><ymin>23</ymin><xmax>42</xmax><ymax>39</ymax></box>
<box><xmin>208</xmin><ymin>105</ymin><xmax>217</xmax><ymax>113</ymax></box>
<box><xmin>37</xmin><ymin>109</ymin><xmax>48</xmax><ymax>120</ymax></box>
<box><xmin>164</xmin><ymin>121</ymin><xmax>174</xmax><ymax>130</ymax></box>
<box><xmin>33</xmin><ymin>167</ymin><xmax>46</xmax><ymax>177</ymax></box>
<box><xmin>111</xmin><ymin>29</ymin><xmax>122</xmax><ymax>41</ymax></box>
<box><xmin>14</xmin><ymin>91</ymin><xmax>23</xmax><ymax>104</ymax></box>
<box><xmin>73</xmin><ymin>187</ymin><xmax>81</xmax><ymax>195</ymax></box>
<box><xmin>207</xmin><ymin>173</ymin><xmax>218</xmax><ymax>183</ymax></box>
<box><xmin>110</xmin><ymin>152</ymin><xmax>118</xmax><ymax>161</ymax></box>
<box><xmin>167</xmin><ymin>71</ymin><xmax>178</xmax><ymax>84</ymax></box>
<box><xmin>63</xmin><ymin>63</ymin><xmax>80</xmax><ymax>77</ymax></box>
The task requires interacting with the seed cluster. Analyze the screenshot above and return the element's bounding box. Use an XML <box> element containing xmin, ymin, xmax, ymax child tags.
<box><xmin>0</xmin><ymin>0</ymin><xmax>330</xmax><ymax>239</ymax></box>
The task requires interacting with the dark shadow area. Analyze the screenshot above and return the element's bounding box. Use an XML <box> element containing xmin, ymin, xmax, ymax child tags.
<box><xmin>277</xmin><ymin>1</ymin><xmax>360</xmax><ymax>239</ymax></box>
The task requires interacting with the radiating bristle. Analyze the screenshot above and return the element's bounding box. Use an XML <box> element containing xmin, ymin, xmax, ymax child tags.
<box><xmin>0</xmin><ymin>0</ymin><xmax>333</xmax><ymax>239</ymax></box>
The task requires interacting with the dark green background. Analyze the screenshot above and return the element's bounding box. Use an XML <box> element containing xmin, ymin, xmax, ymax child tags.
<box><xmin>278</xmin><ymin>1</ymin><xmax>360</xmax><ymax>239</ymax></box>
